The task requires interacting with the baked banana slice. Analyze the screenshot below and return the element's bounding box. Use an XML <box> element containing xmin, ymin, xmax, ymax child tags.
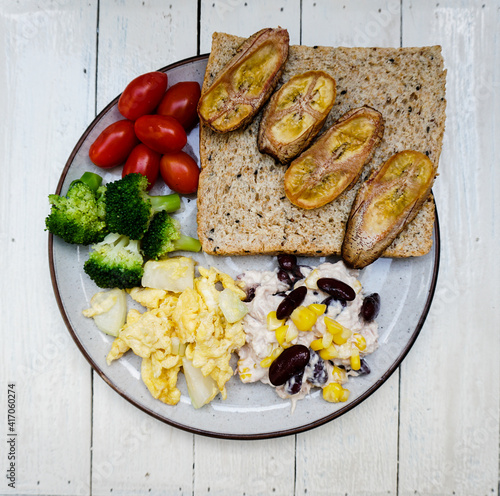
<box><xmin>258</xmin><ymin>70</ymin><xmax>336</xmax><ymax>163</ymax></box>
<box><xmin>197</xmin><ymin>27</ymin><xmax>289</xmax><ymax>133</ymax></box>
<box><xmin>342</xmin><ymin>150</ymin><xmax>436</xmax><ymax>269</ymax></box>
<box><xmin>284</xmin><ymin>106</ymin><xmax>384</xmax><ymax>209</ymax></box>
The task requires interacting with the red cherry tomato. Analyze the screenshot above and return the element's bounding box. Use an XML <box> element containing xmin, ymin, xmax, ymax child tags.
<box><xmin>118</xmin><ymin>71</ymin><xmax>168</xmax><ymax>121</ymax></box>
<box><xmin>156</xmin><ymin>81</ymin><xmax>201</xmax><ymax>130</ymax></box>
<box><xmin>134</xmin><ymin>115</ymin><xmax>187</xmax><ymax>154</ymax></box>
<box><xmin>160</xmin><ymin>151</ymin><xmax>200</xmax><ymax>194</ymax></box>
<box><xmin>89</xmin><ymin>120</ymin><xmax>139</xmax><ymax>168</ymax></box>
<box><xmin>122</xmin><ymin>144</ymin><xmax>161</xmax><ymax>190</ymax></box>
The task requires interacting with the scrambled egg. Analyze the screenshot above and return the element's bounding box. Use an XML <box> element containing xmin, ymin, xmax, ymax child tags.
<box><xmin>106</xmin><ymin>265</ymin><xmax>247</xmax><ymax>407</ymax></box>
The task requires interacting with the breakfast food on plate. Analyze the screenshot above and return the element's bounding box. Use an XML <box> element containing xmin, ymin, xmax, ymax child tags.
<box><xmin>45</xmin><ymin>171</ymin><xmax>108</xmax><ymax>245</ymax></box>
<box><xmin>82</xmin><ymin>288</ymin><xmax>128</xmax><ymax>337</ymax></box>
<box><xmin>53</xmin><ymin>30</ymin><xmax>447</xmax><ymax>413</ymax></box>
<box><xmin>197</xmin><ymin>27</ymin><xmax>290</xmax><ymax>133</ymax></box>
<box><xmin>102</xmin><ymin>261</ymin><xmax>248</xmax><ymax>408</ymax></box>
<box><xmin>237</xmin><ymin>257</ymin><xmax>379</xmax><ymax>406</ymax></box>
<box><xmin>342</xmin><ymin>150</ymin><xmax>436</xmax><ymax>269</ymax></box>
<box><xmin>258</xmin><ymin>70</ymin><xmax>337</xmax><ymax>163</ymax></box>
<box><xmin>284</xmin><ymin>106</ymin><xmax>384</xmax><ymax>209</ymax></box>
<box><xmin>197</xmin><ymin>32</ymin><xmax>446</xmax><ymax>257</ymax></box>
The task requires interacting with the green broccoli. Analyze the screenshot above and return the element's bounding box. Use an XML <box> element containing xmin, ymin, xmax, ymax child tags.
<box><xmin>45</xmin><ymin>171</ymin><xmax>107</xmax><ymax>245</ymax></box>
<box><xmin>141</xmin><ymin>210</ymin><xmax>201</xmax><ymax>260</ymax></box>
<box><xmin>83</xmin><ymin>233</ymin><xmax>144</xmax><ymax>289</ymax></box>
<box><xmin>104</xmin><ymin>173</ymin><xmax>181</xmax><ymax>240</ymax></box>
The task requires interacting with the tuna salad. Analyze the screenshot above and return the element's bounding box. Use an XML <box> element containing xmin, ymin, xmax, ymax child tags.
<box><xmin>236</xmin><ymin>256</ymin><xmax>379</xmax><ymax>406</ymax></box>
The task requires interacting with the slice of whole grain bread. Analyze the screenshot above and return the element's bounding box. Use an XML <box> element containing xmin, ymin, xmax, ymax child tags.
<box><xmin>197</xmin><ymin>32</ymin><xmax>446</xmax><ymax>257</ymax></box>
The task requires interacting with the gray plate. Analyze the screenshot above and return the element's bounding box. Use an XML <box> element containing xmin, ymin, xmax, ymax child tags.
<box><xmin>49</xmin><ymin>55</ymin><xmax>440</xmax><ymax>440</ymax></box>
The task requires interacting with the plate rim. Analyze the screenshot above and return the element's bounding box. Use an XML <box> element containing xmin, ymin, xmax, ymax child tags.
<box><xmin>48</xmin><ymin>53</ymin><xmax>441</xmax><ymax>440</ymax></box>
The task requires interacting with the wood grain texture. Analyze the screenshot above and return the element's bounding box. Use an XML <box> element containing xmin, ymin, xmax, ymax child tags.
<box><xmin>398</xmin><ymin>1</ymin><xmax>500</xmax><ymax>495</ymax></box>
<box><xmin>1</xmin><ymin>1</ymin><xmax>499</xmax><ymax>495</ymax></box>
<box><xmin>0</xmin><ymin>1</ymin><xmax>98</xmax><ymax>494</ymax></box>
<box><xmin>200</xmin><ymin>0</ymin><xmax>301</xmax><ymax>52</ymax></box>
<box><xmin>302</xmin><ymin>0</ymin><xmax>401</xmax><ymax>48</ymax></box>
<box><xmin>91</xmin><ymin>2</ymin><xmax>198</xmax><ymax>495</ymax></box>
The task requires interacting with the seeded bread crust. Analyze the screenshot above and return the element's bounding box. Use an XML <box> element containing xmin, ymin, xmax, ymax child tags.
<box><xmin>197</xmin><ymin>32</ymin><xmax>446</xmax><ymax>257</ymax></box>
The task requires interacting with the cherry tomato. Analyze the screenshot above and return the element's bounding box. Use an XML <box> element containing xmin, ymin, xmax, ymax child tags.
<box><xmin>156</xmin><ymin>81</ymin><xmax>201</xmax><ymax>130</ymax></box>
<box><xmin>118</xmin><ymin>71</ymin><xmax>168</xmax><ymax>121</ymax></box>
<box><xmin>89</xmin><ymin>120</ymin><xmax>139</xmax><ymax>168</ymax></box>
<box><xmin>160</xmin><ymin>151</ymin><xmax>200</xmax><ymax>194</ymax></box>
<box><xmin>122</xmin><ymin>144</ymin><xmax>161</xmax><ymax>190</ymax></box>
<box><xmin>134</xmin><ymin>115</ymin><xmax>187</xmax><ymax>154</ymax></box>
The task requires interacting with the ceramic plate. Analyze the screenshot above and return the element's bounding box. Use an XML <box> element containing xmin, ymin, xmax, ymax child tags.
<box><xmin>49</xmin><ymin>55</ymin><xmax>440</xmax><ymax>440</ymax></box>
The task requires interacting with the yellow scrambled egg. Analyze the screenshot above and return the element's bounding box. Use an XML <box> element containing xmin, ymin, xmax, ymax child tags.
<box><xmin>106</xmin><ymin>266</ymin><xmax>247</xmax><ymax>406</ymax></box>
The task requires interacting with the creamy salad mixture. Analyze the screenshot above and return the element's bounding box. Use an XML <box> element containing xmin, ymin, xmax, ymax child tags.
<box><xmin>236</xmin><ymin>260</ymin><xmax>379</xmax><ymax>405</ymax></box>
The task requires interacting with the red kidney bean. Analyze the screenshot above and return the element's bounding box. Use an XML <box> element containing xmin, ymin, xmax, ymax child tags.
<box><xmin>321</xmin><ymin>295</ymin><xmax>347</xmax><ymax>308</ymax></box>
<box><xmin>305</xmin><ymin>350</ymin><xmax>328</xmax><ymax>386</ymax></box>
<box><xmin>358</xmin><ymin>358</ymin><xmax>371</xmax><ymax>375</ymax></box>
<box><xmin>277</xmin><ymin>269</ymin><xmax>293</xmax><ymax>288</ymax></box>
<box><xmin>277</xmin><ymin>254</ymin><xmax>297</xmax><ymax>272</ymax></box>
<box><xmin>291</xmin><ymin>265</ymin><xmax>304</xmax><ymax>281</ymax></box>
<box><xmin>317</xmin><ymin>278</ymin><xmax>356</xmax><ymax>302</ymax></box>
<box><xmin>243</xmin><ymin>287</ymin><xmax>256</xmax><ymax>302</ymax></box>
<box><xmin>276</xmin><ymin>286</ymin><xmax>307</xmax><ymax>320</ymax></box>
<box><xmin>269</xmin><ymin>345</ymin><xmax>310</xmax><ymax>386</ymax></box>
<box><xmin>360</xmin><ymin>293</ymin><xmax>380</xmax><ymax>321</ymax></box>
<box><xmin>284</xmin><ymin>370</ymin><xmax>304</xmax><ymax>395</ymax></box>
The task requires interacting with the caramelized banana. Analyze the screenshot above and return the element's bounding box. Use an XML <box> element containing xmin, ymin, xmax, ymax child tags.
<box><xmin>342</xmin><ymin>150</ymin><xmax>436</xmax><ymax>269</ymax></box>
<box><xmin>284</xmin><ymin>106</ymin><xmax>384</xmax><ymax>209</ymax></box>
<box><xmin>258</xmin><ymin>71</ymin><xmax>336</xmax><ymax>163</ymax></box>
<box><xmin>198</xmin><ymin>28</ymin><xmax>289</xmax><ymax>133</ymax></box>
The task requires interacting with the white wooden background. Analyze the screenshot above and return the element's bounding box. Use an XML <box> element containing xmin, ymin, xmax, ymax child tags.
<box><xmin>0</xmin><ymin>0</ymin><xmax>498</xmax><ymax>495</ymax></box>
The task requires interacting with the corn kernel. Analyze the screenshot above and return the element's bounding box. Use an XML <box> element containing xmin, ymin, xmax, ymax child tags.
<box><xmin>323</xmin><ymin>383</ymin><xmax>350</xmax><ymax>403</ymax></box>
<box><xmin>324</xmin><ymin>316</ymin><xmax>343</xmax><ymax>335</ymax></box>
<box><xmin>271</xmin><ymin>346</ymin><xmax>284</xmax><ymax>360</ymax></box>
<box><xmin>285</xmin><ymin>325</ymin><xmax>299</xmax><ymax>343</ymax></box>
<box><xmin>332</xmin><ymin>327</ymin><xmax>352</xmax><ymax>345</ymax></box>
<box><xmin>350</xmin><ymin>352</ymin><xmax>361</xmax><ymax>371</ymax></box>
<box><xmin>332</xmin><ymin>366</ymin><xmax>346</xmax><ymax>382</ymax></box>
<box><xmin>260</xmin><ymin>357</ymin><xmax>273</xmax><ymax>368</ymax></box>
<box><xmin>290</xmin><ymin>306</ymin><xmax>318</xmax><ymax>332</ymax></box>
<box><xmin>319</xmin><ymin>344</ymin><xmax>338</xmax><ymax>360</ymax></box>
<box><xmin>353</xmin><ymin>279</ymin><xmax>362</xmax><ymax>294</ymax></box>
<box><xmin>267</xmin><ymin>311</ymin><xmax>285</xmax><ymax>331</ymax></box>
<box><xmin>240</xmin><ymin>373</ymin><xmax>252</xmax><ymax>381</ymax></box>
<box><xmin>339</xmin><ymin>388</ymin><xmax>350</xmax><ymax>402</ymax></box>
<box><xmin>322</xmin><ymin>383</ymin><xmax>341</xmax><ymax>402</ymax></box>
<box><xmin>260</xmin><ymin>347</ymin><xmax>283</xmax><ymax>368</ymax></box>
<box><xmin>275</xmin><ymin>325</ymin><xmax>288</xmax><ymax>346</ymax></box>
<box><xmin>308</xmin><ymin>303</ymin><xmax>327</xmax><ymax>316</ymax></box>
<box><xmin>353</xmin><ymin>333</ymin><xmax>367</xmax><ymax>351</ymax></box>
<box><xmin>310</xmin><ymin>338</ymin><xmax>324</xmax><ymax>351</ymax></box>
<box><xmin>322</xmin><ymin>332</ymin><xmax>333</xmax><ymax>348</ymax></box>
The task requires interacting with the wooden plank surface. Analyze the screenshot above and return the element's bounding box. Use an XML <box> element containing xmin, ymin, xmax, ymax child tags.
<box><xmin>0</xmin><ymin>2</ymin><xmax>97</xmax><ymax>494</ymax></box>
<box><xmin>398</xmin><ymin>1</ymin><xmax>500</xmax><ymax>495</ymax></box>
<box><xmin>199</xmin><ymin>0</ymin><xmax>301</xmax><ymax>51</ymax></box>
<box><xmin>1</xmin><ymin>1</ymin><xmax>499</xmax><ymax>495</ymax></box>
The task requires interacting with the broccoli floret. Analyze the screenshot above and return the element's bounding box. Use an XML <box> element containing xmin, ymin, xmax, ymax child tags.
<box><xmin>83</xmin><ymin>233</ymin><xmax>144</xmax><ymax>289</ymax></box>
<box><xmin>104</xmin><ymin>173</ymin><xmax>181</xmax><ymax>240</ymax></box>
<box><xmin>45</xmin><ymin>172</ymin><xmax>107</xmax><ymax>245</ymax></box>
<box><xmin>141</xmin><ymin>210</ymin><xmax>201</xmax><ymax>259</ymax></box>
